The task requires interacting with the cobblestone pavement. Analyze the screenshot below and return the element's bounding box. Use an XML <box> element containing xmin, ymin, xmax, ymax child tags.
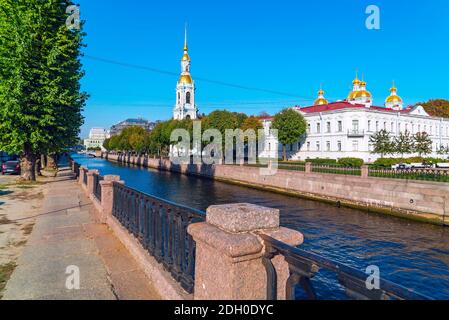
<box><xmin>2</xmin><ymin>169</ymin><xmax>161</xmax><ymax>300</ymax></box>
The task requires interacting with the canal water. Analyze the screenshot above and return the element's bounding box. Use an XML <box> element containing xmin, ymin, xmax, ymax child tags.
<box><xmin>73</xmin><ymin>154</ymin><xmax>449</xmax><ymax>299</ymax></box>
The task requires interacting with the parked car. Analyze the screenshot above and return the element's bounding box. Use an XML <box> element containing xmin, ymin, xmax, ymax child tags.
<box><xmin>391</xmin><ymin>163</ymin><xmax>412</xmax><ymax>170</ymax></box>
<box><xmin>1</xmin><ymin>160</ymin><xmax>21</xmax><ymax>175</ymax></box>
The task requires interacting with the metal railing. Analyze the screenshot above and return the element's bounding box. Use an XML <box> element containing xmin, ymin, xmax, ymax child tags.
<box><xmin>260</xmin><ymin>234</ymin><xmax>430</xmax><ymax>300</ymax></box>
<box><xmin>112</xmin><ymin>182</ymin><xmax>206</xmax><ymax>294</ymax></box>
<box><xmin>311</xmin><ymin>164</ymin><xmax>361</xmax><ymax>176</ymax></box>
<box><xmin>369</xmin><ymin>167</ymin><xmax>449</xmax><ymax>183</ymax></box>
<box><xmin>82</xmin><ymin>168</ymin><xmax>88</xmax><ymax>185</ymax></box>
<box><xmin>278</xmin><ymin>163</ymin><xmax>306</xmax><ymax>172</ymax></box>
<box><xmin>93</xmin><ymin>173</ymin><xmax>103</xmax><ymax>201</ymax></box>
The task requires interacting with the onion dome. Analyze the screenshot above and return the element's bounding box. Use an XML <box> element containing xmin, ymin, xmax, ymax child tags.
<box><xmin>314</xmin><ymin>86</ymin><xmax>328</xmax><ymax>105</ymax></box>
<box><xmin>385</xmin><ymin>81</ymin><xmax>403</xmax><ymax>106</ymax></box>
<box><xmin>179</xmin><ymin>74</ymin><xmax>193</xmax><ymax>84</ymax></box>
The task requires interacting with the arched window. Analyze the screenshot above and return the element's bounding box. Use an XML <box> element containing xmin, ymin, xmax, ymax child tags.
<box><xmin>186</xmin><ymin>92</ymin><xmax>191</xmax><ymax>104</ymax></box>
<box><xmin>177</xmin><ymin>92</ymin><xmax>180</xmax><ymax>103</ymax></box>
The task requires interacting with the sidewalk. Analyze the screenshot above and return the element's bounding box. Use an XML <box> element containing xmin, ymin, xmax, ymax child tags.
<box><xmin>2</xmin><ymin>168</ymin><xmax>161</xmax><ymax>300</ymax></box>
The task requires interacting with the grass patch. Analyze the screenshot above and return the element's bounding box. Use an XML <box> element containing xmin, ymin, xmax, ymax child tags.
<box><xmin>0</xmin><ymin>262</ymin><xmax>17</xmax><ymax>299</ymax></box>
<box><xmin>0</xmin><ymin>184</ymin><xmax>7</xmax><ymax>190</ymax></box>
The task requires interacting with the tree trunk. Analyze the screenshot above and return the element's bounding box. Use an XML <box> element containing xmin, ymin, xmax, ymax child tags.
<box><xmin>36</xmin><ymin>157</ymin><xmax>42</xmax><ymax>176</ymax></box>
<box><xmin>41</xmin><ymin>154</ymin><xmax>47</xmax><ymax>169</ymax></box>
<box><xmin>46</xmin><ymin>154</ymin><xmax>58</xmax><ymax>170</ymax></box>
<box><xmin>21</xmin><ymin>152</ymin><xmax>36</xmax><ymax>181</ymax></box>
<box><xmin>283</xmin><ymin>144</ymin><xmax>287</xmax><ymax>161</ymax></box>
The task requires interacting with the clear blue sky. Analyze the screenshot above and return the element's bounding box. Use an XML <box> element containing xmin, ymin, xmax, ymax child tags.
<box><xmin>78</xmin><ymin>0</ymin><xmax>449</xmax><ymax>137</ymax></box>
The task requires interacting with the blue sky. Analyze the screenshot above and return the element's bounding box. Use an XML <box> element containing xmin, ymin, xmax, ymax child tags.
<box><xmin>78</xmin><ymin>0</ymin><xmax>449</xmax><ymax>137</ymax></box>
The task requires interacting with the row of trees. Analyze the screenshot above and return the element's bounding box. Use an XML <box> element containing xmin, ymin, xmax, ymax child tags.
<box><xmin>104</xmin><ymin>108</ymin><xmax>308</xmax><ymax>161</ymax></box>
<box><xmin>369</xmin><ymin>130</ymin><xmax>436</xmax><ymax>157</ymax></box>
<box><xmin>0</xmin><ymin>0</ymin><xmax>86</xmax><ymax>180</ymax></box>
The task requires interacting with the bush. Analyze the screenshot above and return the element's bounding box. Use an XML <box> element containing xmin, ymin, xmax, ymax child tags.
<box><xmin>373</xmin><ymin>158</ymin><xmax>402</xmax><ymax>168</ymax></box>
<box><xmin>338</xmin><ymin>157</ymin><xmax>364</xmax><ymax>167</ymax></box>
<box><xmin>306</xmin><ymin>158</ymin><xmax>337</xmax><ymax>165</ymax></box>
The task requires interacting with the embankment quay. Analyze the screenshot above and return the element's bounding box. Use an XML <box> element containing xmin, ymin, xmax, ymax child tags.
<box><xmin>73</xmin><ymin>154</ymin><xmax>449</xmax><ymax>299</ymax></box>
<box><xmin>104</xmin><ymin>153</ymin><xmax>449</xmax><ymax>225</ymax></box>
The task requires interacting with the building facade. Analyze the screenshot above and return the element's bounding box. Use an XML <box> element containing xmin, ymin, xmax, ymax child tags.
<box><xmin>259</xmin><ymin>77</ymin><xmax>449</xmax><ymax>162</ymax></box>
<box><xmin>84</xmin><ymin>128</ymin><xmax>110</xmax><ymax>151</ymax></box>
<box><xmin>173</xmin><ymin>29</ymin><xmax>198</xmax><ymax>120</ymax></box>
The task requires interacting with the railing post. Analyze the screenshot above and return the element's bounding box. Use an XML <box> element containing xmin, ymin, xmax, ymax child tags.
<box><xmin>99</xmin><ymin>175</ymin><xmax>122</xmax><ymax>223</ymax></box>
<box><xmin>187</xmin><ymin>203</ymin><xmax>303</xmax><ymax>300</ymax></box>
<box><xmin>305</xmin><ymin>162</ymin><xmax>312</xmax><ymax>173</ymax></box>
<box><xmin>86</xmin><ymin>169</ymin><xmax>99</xmax><ymax>197</ymax></box>
<box><xmin>79</xmin><ymin>166</ymin><xmax>87</xmax><ymax>186</ymax></box>
<box><xmin>361</xmin><ymin>165</ymin><xmax>369</xmax><ymax>178</ymax></box>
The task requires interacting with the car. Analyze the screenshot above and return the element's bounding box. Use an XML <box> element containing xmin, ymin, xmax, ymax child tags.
<box><xmin>1</xmin><ymin>160</ymin><xmax>21</xmax><ymax>175</ymax></box>
<box><xmin>392</xmin><ymin>163</ymin><xmax>412</xmax><ymax>170</ymax></box>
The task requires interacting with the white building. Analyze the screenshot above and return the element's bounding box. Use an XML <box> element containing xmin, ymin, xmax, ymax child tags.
<box><xmin>173</xmin><ymin>29</ymin><xmax>198</xmax><ymax>120</ymax></box>
<box><xmin>259</xmin><ymin>76</ymin><xmax>449</xmax><ymax>162</ymax></box>
<box><xmin>84</xmin><ymin>128</ymin><xmax>110</xmax><ymax>151</ymax></box>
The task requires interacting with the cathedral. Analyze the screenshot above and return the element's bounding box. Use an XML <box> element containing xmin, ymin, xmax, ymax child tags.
<box><xmin>173</xmin><ymin>29</ymin><xmax>198</xmax><ymax>120</ymax></box>
<box><xmin>259</xmin><ymin>74</ymin><xmax>449</xmax><ymax>162</ymax></box>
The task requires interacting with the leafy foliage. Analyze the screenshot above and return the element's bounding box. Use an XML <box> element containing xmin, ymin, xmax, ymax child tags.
<box><xmin>413</xmin><ymin>132</ymin><xmax>432</xmax><ymax>156</ymax></box>
<box><xmin>271</xmin><ymin>108</ymin><xmax>307</xmax><ymax>160</ymax></box>
<box><xmin>0</xmin><ymin>0</ymin><xmax>86</xmax><ymax>180</ymax></box>
<box><xmin>369</xmin><ymin>130</ymin><xmax>394</xmax><ymax>158</ymax></box>
<box><xmin>417</xmin><ymin>99</ymin><xmax>449</xmax><ymax>118</ymax></box>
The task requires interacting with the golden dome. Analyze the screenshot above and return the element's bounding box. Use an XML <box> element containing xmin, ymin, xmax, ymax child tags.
<box><xmin>352</xmin><ymin>78</ymin><xmax>361</xmax><ymax>85</ymax></box>
<box><xmin>348</xmin><ymin>91</ymin><xmax>358</xmax><ymax>100</ymax></box>
<box><xmin>386</xmin><ymin>95</ymin><xmax>402</xmax><ymax>103</ymax></box>
<box><xmin>181</xmin><ymin>53</ymin><xmax>190</xmax><ymax>61</ymax></box>
<box><xmin>314</xmin><ymin>87</ymin><xmax>328</xmax><ymax>105</ymax></box>
<box><xmin>179</xmin><ymin>74</ymin><xmax>193</xmax><ymax>84</ymax></box>
<box><xmin>355</xmin><ymin>89</ymin><xmax>372</xmax><ymax>99</ymax></box>
<box><xmin>314</xmin><ymin>97</ymin><xmax>328</xmax><ymax>105</ymax></box>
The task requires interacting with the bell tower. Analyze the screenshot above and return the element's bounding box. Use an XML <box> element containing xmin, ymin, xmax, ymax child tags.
<box><xmin>173</xmin><ymin>27</ymin><xmax>198</xmax><ymax>120</ymax></box>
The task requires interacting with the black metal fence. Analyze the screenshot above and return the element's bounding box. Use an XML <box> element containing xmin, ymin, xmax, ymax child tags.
<box><xmin>260</xmin><ymin>234</ymin><xmax>430</xmax><ymax>300</ymax></box>
<box><xmin>112</xmin><ymin>182</ymin><xmax>206</xmax><ymax>294</ymax></box>
<box><xmin>369</xmin><ymin>167</ymin><xmax>449</xmax><ymax>183</ymax></box>
<box><xmin>93</xmin><ymin>174</ymin><xmax>104</xmax><ymax>201</ymax></box>
<box><xmin>311</xmin><ymin>164</ymin><xmax>362</xmax><ymax>176</ymax></box>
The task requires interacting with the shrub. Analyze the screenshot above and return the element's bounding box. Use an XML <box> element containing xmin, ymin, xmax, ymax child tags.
<box><xmin>338</xmin><ymin>157</ymin><xmax>364</xmax><ymax>167</ymax></box>
<box><xmin>306</xmin><ymin>158</ymin><xmax>337</xmax><ymax>165</ymax></box>
<box><xmin>373</xmin><ymin>158</ymin><xmax>401</xmax><ymax>168</ymax></box>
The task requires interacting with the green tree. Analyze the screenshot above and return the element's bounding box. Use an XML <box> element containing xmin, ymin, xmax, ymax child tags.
<box><xmin>417</xmin><ymin>99</ymin><xmax>449</xmax><ymax>118</ymax></box>
<box><xmin>393</xmin><ymin>130</ymin><xmax>414</xmax><ymax>157</ymax></box>
<box><xmin>103</xmin><ymin>138</ymin><xmax>111</xmax><ymax>151</ymax></box>
<box><xmin>369</xmin><ymin>130</ymin><xmax>394</xmax><ymax>158</ymax></box>
<box><xmin>271</xmin><ymin>108</ymin><xmax>307</xmax><ymax>161</ymax></box>
<box><xmin>0</xmin><ymin>0</ymin><xmax>86</xmax><ymax>180</ymax></box>
<box><xmin>413</xmin><ymin>132</ymin><xmax>432</xmax><ymax>156</ymax></box>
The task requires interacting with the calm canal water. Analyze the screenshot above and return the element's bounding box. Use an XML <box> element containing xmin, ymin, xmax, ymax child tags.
<box><xmin>73</xmin><ymin>154</ymin><xmax>449</xmax><ymax>299</ymax></box>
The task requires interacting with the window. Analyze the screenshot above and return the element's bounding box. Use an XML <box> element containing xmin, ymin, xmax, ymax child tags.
<box><xmin>352</xmin><ymin>120</ymin><xmax>359</xmax><ymax>133</ymax></box>
<box><xmin>430</xmin><ymin>126</ymin><xmax>433</xmax><ymax>135</ymax></box>
<box><xmin>405</xmin><ymin>123</ymin><xmax>408</xmax><ymax>132</ymax></box>
<box><xmin>391</xmin><ymin>122</ymin><xmax>394</xmax><ymax>133</ymax></box>
<box><xmin>177</xmin><ymin>92</ymin><xmax>180</xmax><ymax>103</ymax></box>
<box><xmin>368</xmin><ymin>120</ymin><xmax>371</xmax><ymax>132</ymax></box>
<box><xmin>326</xmin><ymin>141</ymin><xmax>331</xmax><ymax>151</ymax></box>
<box><xmin>383</xmin><ymin>122</ymin><xmax>387</xmax><ymax>130</ymax></box>
<box><xmin>317</xmin><ymin>123</ymin><xmax>321</xmax><ymax>133</ymax></box>
<box><xmin>316</xmin><ymin>142</ymin><xmax>320</xmax><ymax>151</ymax></box>
<box><xmin>326</xmin><ymin>122</ymin><xmax>331</xmax><ymax>133</ymax></box>
<box><xmin>352</xmin><ymin>140</ymin><xmax>359</xmax><ymax>152</ymax></box>
<box><xmin>268</xmin><ymin>143</ymin><xmax>271</xmax><ymax>151</ymax></box>
<box><xmin>298</xmin><ymin>142</ymin><xmax>301</xmax><ymax>150</ymax></box>
<box><xmin>338</xmin><ymin>121</ymin><xmax>342</xmax><ymax>132</ymax></box>
<box><xmin>337</xmin><ymin>141</ymin><xmax>342</xmax><ymax>151</ymax></box>
<box><xmin>307</xmin><ymin>142</ymin><xmax>310</xmax><ymax>151</ymax></box>
<box><xmin>307</xmin><ymin>124</ymin><xmax>311</xmax><ymax>133</ymax></box>
<box><xmin>186</xmin><ymin>92</ymin><xmax>191</xmax><ymax>104</ymax></box>
<box><xmin>376</xmin><ymin>121</ymin><xmax>379</xmax><ymax>132</ymax></box>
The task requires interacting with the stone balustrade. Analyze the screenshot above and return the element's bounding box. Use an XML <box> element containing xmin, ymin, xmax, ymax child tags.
<box><xmin>75</xmin><ymin>164</ymin><xmax>304</xmax><ymax>300</ymax></box>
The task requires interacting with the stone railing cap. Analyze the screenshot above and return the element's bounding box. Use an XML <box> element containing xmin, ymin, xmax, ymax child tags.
<box><xmin>206</xmin><ymin>203</ymin><xmax>279</xmax><ymax>233</ymax></box>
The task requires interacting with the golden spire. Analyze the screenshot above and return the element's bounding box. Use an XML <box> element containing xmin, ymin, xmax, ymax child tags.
<box><xmin>184</xmin><ymin>24</ymin><xmax>188</xmax><ymax>52</ymax></box>
<box><xmin>352</xmin><ymin>70</ymin><xmax>361</xmax><ymax>85</ymax></box>
<box><xmin>181</xmin><ymin>24</ymin><xmax>190</xmax><ymax>62</ymax></box>
<box><xmin>386</xmin><ymin>80</ymin><xmax>402</xmax><ymax>105</ymax></box>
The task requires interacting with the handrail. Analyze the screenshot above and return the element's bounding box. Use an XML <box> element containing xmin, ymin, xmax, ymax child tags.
<box><xmin>260</xmin><ymin>234</ymin><xmax>431</xmax><ymax>300</ymax></box>
<box><xmin>112</xmin><ymin>182</ymin><xmax>205</xmax><ymax>293</ymax></box>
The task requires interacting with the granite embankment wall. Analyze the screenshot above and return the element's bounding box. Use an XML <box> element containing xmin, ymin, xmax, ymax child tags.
<box><xmin>104</xmin><ymin>153</ymin><xmax>449</xmax><ymax>225</ymax></box>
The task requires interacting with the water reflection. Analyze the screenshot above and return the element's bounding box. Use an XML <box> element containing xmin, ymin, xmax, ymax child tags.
<box><xmin>73</xmin><ymin>155</ymin><xmax>449</xmax><ymax>298</ymax></box>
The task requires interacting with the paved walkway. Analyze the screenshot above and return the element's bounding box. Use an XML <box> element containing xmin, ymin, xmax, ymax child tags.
<box><xmin>2</xmin><ymin>168</ymin><xmax>161</xmax><ymax>300</ymax></box>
